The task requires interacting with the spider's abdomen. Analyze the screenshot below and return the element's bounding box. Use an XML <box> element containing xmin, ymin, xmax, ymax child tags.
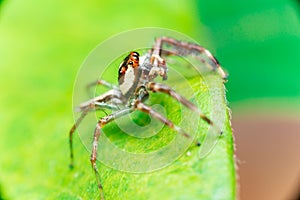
<box><xmin>118</xmin><ymin>52</ymin><xmax>141</xmax><ymax>100</ymax></box>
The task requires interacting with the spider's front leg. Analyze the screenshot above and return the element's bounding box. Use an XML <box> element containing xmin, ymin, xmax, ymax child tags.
<box><xmin>151</xmin><ymin>37</ymin><xmax>228</xmax><ymax>79</ymax></box>
<box><xmin>147</xmin><ymin>81</ymin><xmax>215</xmax><ymax>125</ymax></box>
<box><xmin>134</xmin><ymin>101</ymin><xmax>200</xmax><ymax>146</ymax></box>
<box><xmin>90</xmin><ymin>108</ymin><xmax>133</xmax><ymax>199</ymax></box>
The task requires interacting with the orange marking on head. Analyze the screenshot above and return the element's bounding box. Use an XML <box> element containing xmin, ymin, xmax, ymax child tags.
<box><xmin>120</xmin><ymin>66</ymin><xmax>127</xmax><ymax>74</ymax></box>
<box><xmin>127</xmin><ymin>52</ymin><xmax>139</xmax><ymax>68</ymax></box>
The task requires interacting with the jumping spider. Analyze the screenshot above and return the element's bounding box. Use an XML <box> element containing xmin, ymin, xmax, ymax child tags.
<box><xmin>69</xmin><ymin>36</ymin><xmax>227</xmax><ymax>199</ymax></box>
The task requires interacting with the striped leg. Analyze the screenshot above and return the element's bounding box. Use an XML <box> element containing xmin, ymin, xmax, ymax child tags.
<box><xmin>69</xmin><ymin>108</ymin><xmax>90</xmax><ymax>169</ymax></box>
<box><xmin>78</xmin><ymin>89</ymin><xmax>123</xmax><ymax>111</ymax></box>
<box><xmin>69</xmin><ymin>95</ymin><xmax>121</xmax><ymax>169</ymax></box>
<box><xmin>90</xmin><ymin>108</ymin><xmax>133</xmax><ymax>199</ymax></box>
<box><xmin>134</xmin><ymin>101</ymin><xmax>200</xmax><ymax>146</ymax></box>
<box><xmin>86</xmin><ymin>79</ymin><xmax>119</xmax><ymax>97</ymax></box>
<box><xmin>147</xmin><ymin>82</ymin><xmax>215</xmax><ymax>125</ymax></box>
<box><xmin>152</xmin><ymin>37</ymin><xmax>228</xmax><ymax>79</ymax></box>
<box><xmin>87</xmin><ymin>79</ymin><xmax>119</xmax><ymax>91</ymax></box>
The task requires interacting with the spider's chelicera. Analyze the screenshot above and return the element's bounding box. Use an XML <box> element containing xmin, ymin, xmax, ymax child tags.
<box><xmin>69</xmin><ymin>37</ymin><xmax>227</xmax><ymax>199</ymax></box>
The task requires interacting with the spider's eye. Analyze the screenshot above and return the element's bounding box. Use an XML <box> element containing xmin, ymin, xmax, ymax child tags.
<box><xmin>128</xmin><ymin>61</ymin><xmax>133</xmax><ymax>65</ymax></box>
<box><xmin>131</xmin><ymin>52</ymin><xmax>139</xmax><ymax>61</ymax></box>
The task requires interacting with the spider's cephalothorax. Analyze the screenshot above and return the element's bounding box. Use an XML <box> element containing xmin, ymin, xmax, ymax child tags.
<box><xmin>118</xmin><ymin>51</ymin><xmax>142</xmax><ymax>101</ymax></box>
<box><xmin>69</xmin><ymin>37</ymin><xmax>227</xmax><ymax>200</ymax></box>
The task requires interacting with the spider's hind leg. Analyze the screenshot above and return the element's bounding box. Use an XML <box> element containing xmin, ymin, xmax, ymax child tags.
<box><xmin>90</xmin><ymin>108</ymin><xmax>133</xmax><ymax>199</ymax></box>
<box><xmin>69</xmin><ymin>107</ymin><xmax>90</xmax><ymax>169</ymax></box>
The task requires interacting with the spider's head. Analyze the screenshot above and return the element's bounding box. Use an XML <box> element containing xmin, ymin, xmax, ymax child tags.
<box><xmin>118</xmin><ymin>51</ymin><xmax>139</xmax><ymax>77</ymax></box>
<box><xmin>118</xmin><ymin>52</ymin><xmax>141</xmax><ymax>98</ymax></box>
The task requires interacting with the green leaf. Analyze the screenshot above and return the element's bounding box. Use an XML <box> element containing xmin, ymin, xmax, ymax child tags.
<box><xmin>0</xmin><ymin>1</ymin><xmax>236</xmax><ymax>200</ymax></box>
<box><xmin>88</xmin><ymin>76</ymin><xmax>236</xmax><ymax>200</ymax></box>
<box><xmin>64</xmin><ymin>71</ymin><xmax>235</xmax><ymax>200</ymax></box>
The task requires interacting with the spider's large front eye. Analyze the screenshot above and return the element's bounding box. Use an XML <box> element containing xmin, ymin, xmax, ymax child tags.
<box><xmin>131</xmin><ymin>52</ymin><xmax>139</xmax><ymax>60</ymax></box>
<box><xmin>128</xmin><ymin>52</ymin><xmax>140</xmax><ymax>68</ymax></box>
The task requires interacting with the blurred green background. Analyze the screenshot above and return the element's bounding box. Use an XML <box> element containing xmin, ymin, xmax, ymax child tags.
<box><xmin>199</xmin><ymin>0</ymin><xmax>300</xmax><ymax>102</ymax></box>
<box><xmin>0</xmin><ymin>0</ymin><xmax>300</xmax><ymax>199</ymax></box>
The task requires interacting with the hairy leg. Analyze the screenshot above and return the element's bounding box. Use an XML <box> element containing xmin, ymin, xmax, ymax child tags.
<box><xmin>147</xmin><ymin>82</ymin><xmax>214</xmax><ymax>126</ymax></box>
<box><xmin>69</xmin><ymin>95</ymin><xmax>122</xmax><ymax>169</ymax></box>
<box><xmin>152</xmin><ymin>36</ymin><xmax>227</xmax><ymax>79</ymax></box>
<box><xmin>134</xmin><ymin>101</ymin><xmax>200</xmax><ymax>146</ymax></box>
<box><xmin>90</xmin><ymin>108</ymin><xmax>133</xmax><ymax>199</ymax></box>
